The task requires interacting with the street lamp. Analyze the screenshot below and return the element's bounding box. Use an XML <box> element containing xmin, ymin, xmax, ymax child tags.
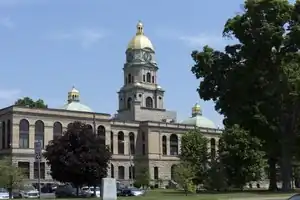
<box><xmin>119</xmin><ymin>140</ymin><xmax>133</xmax><ymax>186</ymax></box>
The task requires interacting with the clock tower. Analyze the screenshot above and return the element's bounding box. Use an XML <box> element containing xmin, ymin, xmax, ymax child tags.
<box><xmin>116</xmin><ymin>21</ymin><xmax>171</xmax><ymax>122</ymax></box>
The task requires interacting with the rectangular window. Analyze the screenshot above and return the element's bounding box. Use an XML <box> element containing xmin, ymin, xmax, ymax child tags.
<box><xmin>129</xmin><ymin>166</ymin><xmax>135</xmax><ymax>179</ymax></box>
<box><xmin>34</xmin><ymin>162</ymin><xmax>45</xmax><ymax>179</ymax></box>
<box><xmin>18</xmin><ymin>162</ymin><xmax>30</xmax><ymax>179</ymax></box>
<box><xmin>142</xmin><ymin>143</ymin><xmax>146</xmax><ymax>155</ymax></box>
<box><xmin>35</xmin><ymin>134</ymin><xmax>44</xmax><ymax>149</ymax></box>
<box><xmin>110</xmin><ymin>132</ymin><xmax>114</xmax><ymax>154</ymax></box>
<box><xmin>19</xmin><ymin>134</ymin><xmax>29</xmax><ymax>148</ymax></box>
<box><xmin>154</xmin><ymin>167</ymin><xmax>159</xmax><ymax>180</ymax></box>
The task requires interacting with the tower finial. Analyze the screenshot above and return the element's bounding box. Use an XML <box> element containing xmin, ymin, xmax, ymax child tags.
<box><xmin>136</xmin><ymin>20</ymin><xmax>144</xmax><ymax>35</ymax></box>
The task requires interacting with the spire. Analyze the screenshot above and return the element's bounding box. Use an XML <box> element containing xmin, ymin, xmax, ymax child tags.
<box><xmin>136</xmin><ymin>20</ymin><xmax>144</xmax><ymax>35</ymax></box>
<box><xmin>67</xmin><ymin>86</ymin><xmax>80</xmax><ymax>103</ymax></box>
<box><xmin>192</xmin><ymin>103</ymin><xmax>202</xmax><ymax>117</ymax></box>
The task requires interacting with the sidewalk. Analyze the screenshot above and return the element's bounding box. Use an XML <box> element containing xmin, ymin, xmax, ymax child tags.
<box><xmin>220</xmin><ymin>195</ymin><xmax>292</xmax><ymax>200</ymax></box>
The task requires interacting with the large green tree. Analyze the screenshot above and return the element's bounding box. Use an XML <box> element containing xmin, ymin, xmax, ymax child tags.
<box><xmin>191</xmin><ymin>0</ymin><xmax>300</xmax><ymax>191</ymax></box>
<box><xmin>43</xmin><ymin>121</ymin><xmax>111</xmax><ymax>190</ymax></box>
<box><xmin>180</xmin><ymin>128</ymin><xmax>209</xmax><ymax>184</ymax></box>
<box><xmin>15</xmin><ymin>97</ymin><xmax>48</xmax><ymax>108</ymax></box>
<box><xmin>219</xmin><ymin>125</ymin><xmax>266</xmax><ymax>189</ymax></box>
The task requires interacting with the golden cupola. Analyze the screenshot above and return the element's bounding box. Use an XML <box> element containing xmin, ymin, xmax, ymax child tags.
<box><xmin>67</xmin><ymin>86</ymin><xmax>80</xmax><ymax>103</ymax></box>
<box><xmin>127</xmin><ymin>21</ymin><xmax>154</xmax><ymax>51</ymax></box>
<box><xmin>192</xmin><ymin>103</ymin><xmax>202</xmax><ymax>117</ymax></box>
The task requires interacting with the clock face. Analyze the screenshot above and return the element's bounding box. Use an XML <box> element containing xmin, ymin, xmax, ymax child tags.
<box><xmin>127</xmin><ymin>52</ymin><xmax>134</xmax><ymax>62</ymax></box>
<box><xmin>143</xmin><ymin>52</ymin><xmax>152</xmax><ymax>62</ymax></box>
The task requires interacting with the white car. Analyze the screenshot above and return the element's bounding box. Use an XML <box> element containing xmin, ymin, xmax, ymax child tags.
<box><xmin>18</xmin><ymin>185</ymin><xmax>39</xmax><ymax>198</ymax></box>
<box><xmin>0</xmin><ymin>188</ymin><xmax>9</xmax><ymax>199</ymax></box>
<box><xmin>81</xmin><ymin>186</ymin><xmax>100</xmax><ymax>198</ymax></box>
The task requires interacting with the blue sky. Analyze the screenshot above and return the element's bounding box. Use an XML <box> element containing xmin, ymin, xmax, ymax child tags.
<box><xmin>0</xmin><ymin>0</ymin><xmax>245</xmax><ymax>127</ymax></box>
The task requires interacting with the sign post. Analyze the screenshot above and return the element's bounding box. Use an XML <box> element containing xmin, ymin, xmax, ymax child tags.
<box><xmin>34</xmin><ymin>141</ymin><xmax>42</xmax><ymax>199</ymax></box>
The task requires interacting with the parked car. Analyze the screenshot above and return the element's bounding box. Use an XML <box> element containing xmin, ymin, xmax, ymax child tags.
<box><xmin>81</xmin><ymin>186</ymin><xmax>100</xmax><ymax>198</ymax></box>
<box><xmin>288</xmin><ymin>194</ymin><xmax>300</xmax><ymax>200</ymax></box>
<box><xmin>55</xmin><ymin>184</ymin><xmax>91</xmax><ymax>198</ymax></box>
<box><xmin>0</xmin><ymin>188</ymin><xmax>9</xmax><ymax>199</ymax></box>
<box><xmin>13</xmin><ymin>185</ymin><xmax>39</xmax><ymax>199</ymax></box>
<box><xmin>119</xmin><ymin>188</ymin><xmax>145</xmax><ymax>197</ymax></box>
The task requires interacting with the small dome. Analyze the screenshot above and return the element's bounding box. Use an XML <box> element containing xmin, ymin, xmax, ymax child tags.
<box><xmin>61</xmin><ymin>86</ymin><xmax>93</xmax><ymax>112</ymax></box>
<box><xmin>62</xmin><ymin>102</ymin><xmax>93</xmax><ymax>112</ymax></box>
<box><xmin>181</xmin><ymin>115</ymin><xmax>217</xmax><ymax>129</ymax></box>
<box><xmin>181</xmin><ymin>103</ymin><xmax>217</xmax><ymax>129</ymax></box>
<box><xmin>127</xmin><ymin>21</ymin><xmax>154</xmax><ymax>51</ymax></box>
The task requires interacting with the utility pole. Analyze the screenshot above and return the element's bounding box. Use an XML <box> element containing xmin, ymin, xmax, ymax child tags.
<box><xmin>34</xmin><ymin>141</ymin><xmax>42</xmax><ymax>199</ymax></box>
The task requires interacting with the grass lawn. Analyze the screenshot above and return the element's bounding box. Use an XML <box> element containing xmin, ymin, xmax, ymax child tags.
<box><xmin>115</xmin><ymin>189</ymin><xmax>298</xmax><ymax>200</ymax></box>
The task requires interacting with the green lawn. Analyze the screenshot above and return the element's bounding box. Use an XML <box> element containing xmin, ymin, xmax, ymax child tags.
<box><xmin>115</xmin><ymin>189</ymin><xmax>297</xmax><ymax>200</ymax></box>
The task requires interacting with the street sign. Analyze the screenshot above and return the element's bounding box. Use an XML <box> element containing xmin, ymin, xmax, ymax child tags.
<box><xmin>34</xmin><ymin>141</ymin><xmax>42</xmax><ymax>161</ymax></box>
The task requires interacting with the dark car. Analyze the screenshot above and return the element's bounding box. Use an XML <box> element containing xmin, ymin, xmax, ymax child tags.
<box><xmin>119</xmin><ymin>188</ymin><xmax>145</xmax><ymax>197</ymax></box>
<box><xmin>288</xmin><ymin>194</ymin><xmax>300</xmax><ymax>200</ymax></box>
<box><xmin>55</xmin><ymin>184</ymin><xmax>91</xmax><ymax>198</ymax></box>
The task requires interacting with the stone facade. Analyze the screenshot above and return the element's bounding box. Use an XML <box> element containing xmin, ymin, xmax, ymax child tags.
<box><xmin>0</xmin><ymin>21</ymin><xmax>222</xmax><ymax>187</ymax></box>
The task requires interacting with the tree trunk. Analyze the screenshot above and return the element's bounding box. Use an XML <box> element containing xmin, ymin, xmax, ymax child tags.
<box><xmin>281</xmin><ymin>139</ymin><xmax>293</xmax><ymax>191</ymax></box>
<box><xmin>268</xmin><ymin>157</ymin><xmax>278</xmax><ymax>191</ymax></box>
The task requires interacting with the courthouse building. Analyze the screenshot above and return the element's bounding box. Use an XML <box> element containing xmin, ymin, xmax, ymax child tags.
<box><xmin>0</xmin><ymin>21</ymin><xmax>222</xmax><ymax>186</ymax></box>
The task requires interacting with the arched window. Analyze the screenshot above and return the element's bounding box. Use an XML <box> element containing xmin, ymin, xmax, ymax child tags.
<box><xmin>162</xmin><ymin>135</ymin><xmax>167</xmax><ymax>155</ymax></box>
<box><xmin>86</xmin><ymin>124</ymin><xmax>93</xmax><ymax>133</ymax></box>
<box><xmin>97</xmin><ymin>125</ymin><xmax>106</xmax><ymax>146</ymax></box>
<box><xmin>145</xmin><ymin>97</ymin><xmax>153</xmax><ymax>108</ymax></box>
<box><xmin>118</xmin><ymin>131</ymin><xmax>125</xmax><ymax>154</ymax></box>
<box><xmin>171</xmin><ymin>165</ymin><xmax>177</xmax><ymax>180</ymax></box>
<box><xmin>1</xmin><ymin>121</ymin><xmax>5</xmax><ymax>149</ymax></box>
<box><xmin>127</xmin><ymin>97</ymin><xmax>132</xmax><ymax>109</ymax></box>
<box><xmin>146</xmin><ymin>72</ymin><xmax>151</xmax><ymax>82</ymax></box>
<box><xmin>7</xmin><ymin>120</ymin><xmax>11</xmax><ymax>148</ymax></box>
<box><xmin>210</xmin><ymin>138</ymin><xmax>216</xmax><ymax>159</ymax></box>
<box><xmin>170</xmin><ymin>134</ymin><xmax>178</xmax><ymax>155</ymax></box>
<box><xmin>53</xmin><ymin>122</ymin><xmax>62</xmax><ymax>140</ymax></box>
<box><xmin>152</xmin><ymin>76</ymin><xmax>155</xmax><ymax>83</ymax></box>
<box><xmin>128</xmin><ymin>74</ymin><xmax>132</xmax><ymax>83</ymax></box>
<box><xmin>19</xmin><ymin>119</ymin><xmax>29</xmax><ymax>148</ymax></box>
<box><xmin>111</xmin><ymin>164</ymin><xmax>114</xmax><ymax>178</ymax></box>
<box><xmin>129</xmin><ymin>132</ymin><xmax>135</xmax><ymax>155</ymax></box>
<box><xmin>67</xmin><ymin>123</ymin><xmax>73</xmax><ymax>129</ymax></box>
<box><xmin>143</xmin><ymin>75</ymin><xmax>146</xmax><ymax>82</ymax></box>
<box><xmin>35</xmin><ymin>120</ymin><xmax>45</xmax><ymax>148</ymax></box>
<box><xmin>118</xmin><ymin>166</ymin><xmax>125</xmax><ymax>179</ymax></box>
<box><xmin>110</xmin><ymin>131</ymin><xmax>114</xmax><ymax>154</ymax></box>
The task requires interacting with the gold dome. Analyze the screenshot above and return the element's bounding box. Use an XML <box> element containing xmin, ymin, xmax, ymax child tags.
<box><xmin>127</xmin><ymin>21</ymin><xmax>154</xmax><ymax>51</ymax></box>
<box><xmin>192</xmin><ymin>103</ymin><xmax>202</xmax><ymax>116</ymax></box>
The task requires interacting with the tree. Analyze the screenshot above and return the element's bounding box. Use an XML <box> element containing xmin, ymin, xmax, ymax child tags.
<box><xmin>205</xmin><ymin>159</ymin><xmax>228</xmax><ymax>191</ymax></box>
<box><xmin>15</xmin><ymin>97</ymin><xmax>48</xmax><ymax>108</ymax></box>
<box><xmin>190</xmin><ymin>0</ymin><xmax>300</xmax><ymax>191</ymax></box>
<box><xmin>180</xmin><ymin>128</ymin><xmax>209</xmax><ymax>184</ymax></box>
<box><xmin>0</xmin><ymin>157</ymin><xmax>25</xmax><ymax>197</ymax></box>
<box><xmin>173</xmin><ymin>162</ymin><xmax>196</xmax><ymax>196</ymax></box>
<box><xmin>134</xmin><ymin>166</ymin><xmax>150</xmax><ymax>189</ymax></box>
<box><xmin>43</xmin><ymin>121</ymin><xmax>111</xmax><ymax>191</ymax></box>
<box><xmin>219</xmin><ymin>125</ymin><xmax>266</xmax><ymax>189</ymax></box>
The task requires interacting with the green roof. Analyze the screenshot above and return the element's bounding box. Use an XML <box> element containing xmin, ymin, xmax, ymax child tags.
<box><xmin>61</xmin><ymin>102</ymin><xmax>93</xmax><ymax>112</ymax></box>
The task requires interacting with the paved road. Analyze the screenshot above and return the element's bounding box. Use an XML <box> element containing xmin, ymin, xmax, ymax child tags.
<box><xmin>40</xmin><ymin>193</ymin><xmax>55</xmax><ymax>198</ymax></box>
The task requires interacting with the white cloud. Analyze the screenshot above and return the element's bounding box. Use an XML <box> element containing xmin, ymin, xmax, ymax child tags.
<box><xmin>155</xmin><ymin>28</ymin><xmax>231</xmax><ymax>49</ymax></box>
<box><xmin>0</xmin><ymin>17</ymin><xmax>14</xmax><ymax>29</ymax></box>
<box><xmin>179</xmin><ymin>34</ymin><xmax>227</xmax><ymax>48</ymax></box>
<box><xmin>0</xmin><ymin>89</ymin><xmax>21</xmax><ymax>101</ymax></box>
<box><xmin>45</xmin><ymin>28</ymin><xmax>106</xmax><ymax>48</ymax></box>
